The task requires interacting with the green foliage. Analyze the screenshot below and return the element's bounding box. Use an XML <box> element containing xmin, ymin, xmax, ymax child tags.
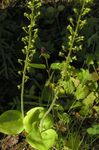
<box><xmin>0</xmin><ymin>110</ymin><xmax>23</xmax><ymax>135</ymax></box>
<box><xmin>0</xmin><ymin>0</ymin><xmax>99</xmax><ymax>149</ymax></box>
<box><xmin>23</xmin><ymin>107</ymin><xmax>53</xmax><ymax>132</ymax></box>
<box><xmin>65</xmin><ymin>132</ymin><xmax>82</xmax><ymax>150</ymax></box>
<box><xmin>29</xmin><ymin>63</ymin><xmax>46</xmax><ymax>69</ymax></box>
<box><xmin>20</xmin><ymin>0</ymin><xmax>42</xmax><ymax>118</ymax></box>
<box><xmin>77</xmin><ymin>69</ymin><xmax>91</xmax><ymax>84</ymax></box>
<box><xmin>87</xmin><ymin>124</ymin><xmax>99</xmax><ymax>135</ymax></box>
<box><xmin>75</xmin><ymin>84</ymin><xmax>89</xmax><ymax>100</ymax></box>
<box><xmin>24</xmin><ymin>107</ymin><xmax>57</xmax><ymax>150</ymax></box>
<box><xmin>26</xmin><ymin>123</ymin><xmax>57</xmax><ymax>150</ymax></box>
<box><xmin>0</xmin><ymin>107</ymin><xmax>57</xmax><ymax>150</ymax></box>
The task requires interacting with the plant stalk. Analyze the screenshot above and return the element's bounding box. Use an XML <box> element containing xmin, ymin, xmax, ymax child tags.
<box><xmin>21</xmin><ymin>1</ymin><xmax>34</xmax><ymax>118</ymax></box>
<box><xmin>40</xmin><ymin>0</ymin><xmax>86</xmax><ymax>126</ymax></box>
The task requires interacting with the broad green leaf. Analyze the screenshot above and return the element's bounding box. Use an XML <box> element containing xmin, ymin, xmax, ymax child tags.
<box><xmin>83</xmin><ymin>92</ymin><xmax>96</xmax><ymax>107</ymax></box>
<box><xmin>75</xmin><ymin>84</ymin><xmax>89</xmax><ymax>100</ymax></box>
<box><xmin>0</xmin><ymin>110</ymin><xmax>23</xmax><ymax>135</ymax></box>
<box><xmin>87</xmin><ymin>124</ymin><xmax>99</xmax><ymax>135</ymax></box>
<box><xmin>26</xmin><ymin>122</ymin><xmax>46</xmax><ymax>150</ymax></box>
<box><xmin>23</xmin><ymin>107</ymin><xmax>44</xmax><ymax>133</ymax></box>
<box><xmin>42</xmin><ymin>129</ymin><xmax>58</xmax><ymax>149</ymax></box>
<box><xmin>29</xmin><ymin>63</ymin><xmax>46</xmax><ymax>69</ymax></box>
<box><xmin>23</xmin><ymin>107</ymin><xmax>53</xmax><ymax>133</ymax></box>
<box><xmin>26</xmin><ymin>122</ymin><xmax>57</xmax><ymax>150</ymax></box>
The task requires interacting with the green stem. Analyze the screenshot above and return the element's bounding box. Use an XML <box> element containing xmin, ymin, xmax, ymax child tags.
<box><xmin>40</xmin><ymin>88</ymin><xmax>59</xmax><ymax>129</ymax></box>
<box><xmin>21</xmin><ymin>1</ymin><xmax>34</xmax><ymax>118</ymax></box>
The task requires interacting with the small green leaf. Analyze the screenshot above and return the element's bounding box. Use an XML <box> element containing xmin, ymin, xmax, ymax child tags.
<box><xmin>29</xmin><ymin>63</ymin><xmax>46</xmax><ymax>69</ymax></box>
<box><xmin>80</xmin><ymin>106</ymin><xmax>91</xmax><ymax>116</ymax></box>
<box><xmin>70</xmin><ymin>101</ymin><xmax>82</xmax><ymax>109</ymax></box>
<box><xmin>58</xmin><ymin>113</ymin><xmax>70</xmax><ymax>124</ymax></box>
<box><xmin>83</xmin><ymin>92</ymin><xmax>96</xmax><ymax>107</ymax></box>
<box><xmin>77</xmin><ymin>69</ymin><xmax>91</xmax><ymax>84</ymax></box>
<box><xmin>75</xmin><ymin>84</ymin><xmax>89</xmax><ymax>100</ymax></box>
<box><xmin>51</xmin><ymin>62</ymin><xmax>67</xmax><ymax>70</ymax></box>
<box><xmin>0</xmin><ymin>110</ymin><xmax>23</xmax><ymax>135</ymax></box>
<box><xmin>50</xmin><ymin>62</ymin><xmax>62</xmax><ymax>70</ymax></box>
<box><xmin>87</xmin><ymin>124</ymin><xmax>99</xmax><ymax>135</ymax></box>
<box><xmin>85</xmin><ymin>54</ymin><xmax>94</xmax><ymax>65</ymax></box>
<box><xmin>63</xmin><ymin>80</ymin><xmax>75</xmax><ymax>94</ymax></box>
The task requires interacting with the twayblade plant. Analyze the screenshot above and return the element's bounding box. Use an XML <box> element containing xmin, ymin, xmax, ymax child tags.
<box><xmin>0</xmin><ymin>1</ymin><xmax>57</xmax><ymax>150</ymax></box>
